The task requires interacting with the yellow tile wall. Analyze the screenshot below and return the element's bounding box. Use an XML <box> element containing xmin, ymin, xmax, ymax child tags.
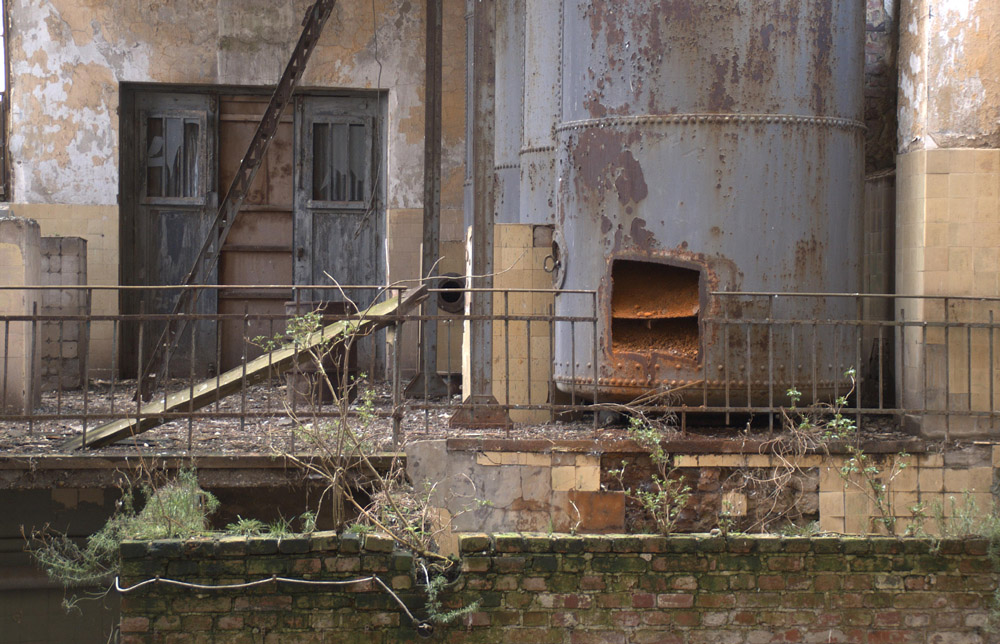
<box><xmin>895</xmin><ymin>149</ymin><xmax>1000</xmax><ymax>437</ymax></box>
<box><xmin>386</xmin><ymin>208</ymin><xmax>466</xmax><ymax>381</ymax></box>
<box><xmin>11</xmin><ymin>204</ymin><xmax>119</xmax><ymax>377</ymax></box>
<box><xmin>492</xmin><ymin>224</ymin><xmax>556</xmax><ymax>423</ymax></box>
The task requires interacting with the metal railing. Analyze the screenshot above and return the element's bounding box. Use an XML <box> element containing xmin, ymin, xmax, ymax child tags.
<box><xmin>1</xmin><ymin>285</ymin><xmax>998</xmax><ymax>452</ymax></box>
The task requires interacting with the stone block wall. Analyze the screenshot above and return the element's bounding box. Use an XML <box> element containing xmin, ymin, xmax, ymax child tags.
<box><xmin>118</xmin><ymin>533</ymin><xmax>996</xmax><ymax>643</ymax></box>
<box><xmin>39</xmin><ymin>236</ymin><xmax>89</xmax><ymax>391</ymax></box>
<box><xmin>0</xmin><ymin>215</ymin><xmax>41</xmax><ymax>412</ymax></box>
<box><xmin>407</xmin><ymin>439</ymin><xmax>998</xmax><ymax>541</ymax></box>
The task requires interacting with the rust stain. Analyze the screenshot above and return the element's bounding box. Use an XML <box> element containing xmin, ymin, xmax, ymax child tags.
<box><xmin>571</xmin><ymin>128</ymin><xmax>647</xmax><ymax>209</ymax></box>
<box><xmin>627</xmin><ymin>217</ymin><xmax>656</xmax><ymax>249</ymax></box>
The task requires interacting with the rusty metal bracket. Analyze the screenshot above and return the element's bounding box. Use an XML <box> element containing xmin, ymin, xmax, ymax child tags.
<box><xmin>137</xmin><ymin>0</ymin><xmax>338</xmax><ymax>400</ymax></box>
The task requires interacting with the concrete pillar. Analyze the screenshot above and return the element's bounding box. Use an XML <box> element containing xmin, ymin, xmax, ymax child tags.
<box><xmin>0</xmin><ymin>215</ymin><xmax>42</xmax><ymax>412</ymax></box>
<box><xmin>895</xmin><ymin>0</ymin><xmax>1000</xmax><ymax>438</ymax></box>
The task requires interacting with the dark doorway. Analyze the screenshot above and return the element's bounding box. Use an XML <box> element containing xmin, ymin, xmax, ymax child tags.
<box><xmin>120</xmin><ymin>86</ymin><xmax>384</xmax><ymax>377</ymax></box>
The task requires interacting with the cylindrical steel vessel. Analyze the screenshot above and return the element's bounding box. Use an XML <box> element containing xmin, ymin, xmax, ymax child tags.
<box><xmin>552</xmin><ymin>0</ymin><xmax>865</xmax><ymax>403</ymax></box>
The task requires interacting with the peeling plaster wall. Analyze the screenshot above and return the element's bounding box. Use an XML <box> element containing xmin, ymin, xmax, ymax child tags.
<box><xmin>898</xmin><ymin>0</ymin><xmax>1000</xmax><ymax>152</ymax></box>
<box><xmin>6</xmin><ymin>0</ymin><xmax>467</xmax><ymax>221</ymax></box>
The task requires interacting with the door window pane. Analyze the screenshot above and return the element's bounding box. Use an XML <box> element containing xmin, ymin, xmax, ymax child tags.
<box><xmin>312</xmin><ymin>121</ymin><xmax>367</xmax><ymax>203</ymax></box>
<box><xmin>146</xmin><ymin>116</ymin><xmax>201</xmax><ymax>198</ymax></box>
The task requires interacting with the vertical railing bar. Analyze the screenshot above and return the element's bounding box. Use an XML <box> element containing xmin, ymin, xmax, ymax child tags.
<box><xmin>215</xmin><ymin>305</ymin><xmax>224</xmax><ymax>414</ymax></box>
<box><xmin>592</xmin><ymin>292</ymin><xmax>599</xmax><ymax>435</ymax></box>
<box><xmin>570</xmin><ymin>319</ymin><xmax>577</xmax><ymax>412</ymax></box>
<box><xmin>898</xmin><ymin>307</ymin><xmax>906</xmax><ymax>431</ymax></box>
<box><xmin>877</xmin><ymin>323</ymin><xmax>884</xmax><ymax>410</ymax></box>
<box><xmin>811</xmin><ymin>321</ymin><xmax>818</xmax><ymax>406</ymax></box>
<box><xmin>990</xmin><ymin>309</ymin><xmax>996</xmax><ymax>433</ymax></box>
<box><xmin>110</xmin><ymin>317</ymin><xmax>118</xmax><ymax>415</ymax></box>
<box><xmin>290</xmin><ymin>287</ymin><xmax>300</xmax><ymax>453</ymax></box>
<box><xmin>945</xmin><ymin>297</ymin><xmax>951</xmax><ymax>441</ymax></box>
<box><xmin>188</xmin><ymin>317</ymin><xmax>196</xmax><ymax>453</ymax></box>
<box><xmin>855</xmin><ymin>296</ymin><xmax>862</xmax><ymax>429</ymax></box>
<box><xmin>745</xmin><ymin>321</ymin><xmax>751</xmax><ymax>411</ymax></box>
<box><xmin>724</xmin><ymin>305</ymin><xmax>730</xmax><ymax>426</ymax></box>
<box><xmin>2</xmin><ymin>320</ymin><xmax>9</xmax><ymax>413</ymax></box>
<box><xmin>918</xmin><ymin>318</ymin><xmax>926</xmax><ymax>409</ymax></box>
<box><xmin>391</xmin><ymin>295</ymin><xmax>403</xmax><ymax>448</ymax></box>
<box><xmin>767</xmin><ymin>295</ymin><xmax>774</xmax><ymax>433</ymax></box>
<box><xmin>57</xmin><ymin>318</ymin><xmax>65</xmax><ymax>414</ymax></box>
<box><xmin>702</xmin><ymin>299</ymin><xmax>709</xmax><ymax>409</ymax></box>
<box><xmin>967</xmin><ymin>307</ymin><xmax>972</xmax><ymax>415</ymax></box>
<box><xmin>833</xmin><ymin>322</ymin><xmax>840</xmax><ymax>403</ymax></box>
<box><xmin>526</xmin><ymin>312</ymin><xmax>532</xmax><ymax>409</ymax></box>
<box><xmin>790</xmin><ymin>323</ymin><xmax>797</xmax><ymax>402</ymax></box>
<box><xmin>135</xmin><ymin>301</ymin><xmax>145</xmax><ymax>444</ymax></box>
<box><xmin>82</xmin><ymin>289</ymin><xmax>92</xmax><ymax>445</ymax></box>
<box><xmin>266</xmin><ymin>315</ymin><xmax>275</xmax><ymax>418</ymax></box>
<box><xmin>162</xmin><ymin>303</ymin><xmax>171</xmax><ymax>417</ymax></box>
<box><xmin>446</xmin><ymin>316</ymin><xmax>453</xmax><ymax>406</ymax></box>
<box><xmin>240</xmin><ymin>303</ymin><xmax>249</xmax><ymax>434</ymax></box>
<box><xmin>28</xmin><ymin>302</ymin><xmax>37</xmax><ymax>435</ymax></box>
<box><xmin>549</xmin><ymin>301</ymin><xmax>556</xmax><ymax>424</ymax></box>
<box><xmin>504</xmin><ymin>290</ymin><xmax>510</xmax><ymax>424</ymax></box>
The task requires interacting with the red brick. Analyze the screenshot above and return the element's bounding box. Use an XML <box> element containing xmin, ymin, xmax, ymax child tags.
<box><xmin>120</xmin><ymin>617</ymin><xmax>149</xmax><ymax>633</ymax></box>
<box><xmin>465</xmin><ymin>611</ymin><xmax>490</xmax><ymax>627</ymax></box>
<box><xmin>613</xmin><ymin>610</ymin><xmax>641</xmax><ymax>628</ymax></box>
<box><xmin>656</xmin><ymin>593</ymin><xmax>695</xmax><ymax>609</ymax></box>
<box><xmin>758</xmin><ymin>574</ymin><xmax>786</xmax><ymax>590</ymax></box>
<box><xmin>234</xmin><ymin>595</ymin><xmax>293</xmax><ymax>611</ymax></box>
<box><xmin>291</xmin><ymin>558</ymin><xmax>321</xmax><ymax>575</ymax></box>
<box><xmin>814</xmin><ymin>574</ymin><xmax>842</xmax><ymax>591</ymax></box>
<box><xmin>570</xmin><ymin>630</ymin><xmax>626</xmax><ymax>644</ymax></box>
<box><xmin>522</xmin><ymin>611</ymin><xmax>549</xmax><ymax>627</ymax></box>
<box><xmin>580</xmin><ymin>575</ymin><xmax>605</xmax><ymax>590</ymax></box>
<box><xmin>522</xmin><ymin>576</ymin><xmax>547</xmax><ymax>591</ymax></box>
<box><xmin>217</xmin><ymin>615</ymin><xmax>243</xmax><ymax>630</ymax></box>
<box><xmin>632</xmin><ymin>593</ymin><xmax>655</xmax><ymax>609</ymax></box>
<box><xmin>562</xmin><ymin>594</ymin><xmax>593</xmax><ymax>609</ymax></box>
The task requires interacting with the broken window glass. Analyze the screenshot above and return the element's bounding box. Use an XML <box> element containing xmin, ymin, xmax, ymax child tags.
<box><xmin>146</xmin><ymin>115</ymin><xmax>201</xmax><ymax>199</ymax></box>
<box><xmin>311</xmin><ymin>121</ymin><xmax>367</xmax><ymax>203</ymax></box>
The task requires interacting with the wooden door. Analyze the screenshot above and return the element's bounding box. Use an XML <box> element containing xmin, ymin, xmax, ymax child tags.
<box><xmin>293</xmin><ymin>96</ymin><xmax>384</xmax><ymax>306</ymax></box>
<box><xmin>122</xmin><ymin>91</ymin><xmax>218</xmax><ymax>377</ymax></box>
<box><xmin>217</xmin><ymin>96</ymin><xmax>295</xmax><ymax>370</ymax></box>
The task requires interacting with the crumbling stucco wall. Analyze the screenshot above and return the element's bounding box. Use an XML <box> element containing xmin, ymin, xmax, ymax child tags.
<box><xmin>898</xmin><ymin>0</ymin><xmax>1000</xmax><ymax>152</ymax></box>
<box><xmin>7</xmin><ymin>0</ymin><xmax>466</xmax><ymax>219</ymax></box>
<box><xmin>6</xmin><ymin>0</ymin><xmax>467</xmax><ymax>378</ymax></box>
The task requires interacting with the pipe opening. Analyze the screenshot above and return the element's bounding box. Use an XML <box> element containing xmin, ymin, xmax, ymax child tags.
<box><xmin>610</xmin><ymin>260</ymin><xmax>700</xmax><ymax>362</ymax></box>
<box><xmin>436</xmin><ymin>273</ymin><xmax>466</xmax><ymax>313</ymax></box>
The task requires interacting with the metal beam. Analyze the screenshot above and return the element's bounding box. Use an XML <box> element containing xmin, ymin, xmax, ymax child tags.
<box><xmin>451</xmin><ymin>0</ymin><xmax>510</xmax><ymax>429</ymax></box>
<box><xmin>405</xmin><ymin>0</ymin><xmax>449</xmax><ymax>399</ymax></box>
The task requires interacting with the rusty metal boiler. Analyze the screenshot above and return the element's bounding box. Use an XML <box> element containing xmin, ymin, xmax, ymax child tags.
<box><xmin>550</xmin><ymin>0</ymin><xmax>866</xmax><ymax>404</ymax></box>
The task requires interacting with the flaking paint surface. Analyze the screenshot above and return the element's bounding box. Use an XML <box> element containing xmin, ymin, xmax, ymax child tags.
<box><xmin>8</xmin><ymin>0</ymin><xmax>466</xmax><ymax>213</ymax></box>
<box><xmin>898</xmin><ymin>0</ymin><xmax>1000</xmax><ymax>151</ymax></box>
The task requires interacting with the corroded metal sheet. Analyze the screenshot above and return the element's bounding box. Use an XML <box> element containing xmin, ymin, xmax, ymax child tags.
<box><xmin>552</xmin><ymin>0</ymin><xmax>865</xmax><ymax>402</ymax></box>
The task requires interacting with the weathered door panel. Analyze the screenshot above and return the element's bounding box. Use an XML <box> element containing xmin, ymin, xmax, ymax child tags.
<box><xmin>124</xmin><ymin>91</ymin><xmax>218</xmax><ymax>378</ymax></box>
<box><xmin>217</xmin><ymin>96</ymin><xmax>295</xmax><ymax>369</ymax></box>
<box><xmin>293</xmin><ymin>96</ymin><xmax>383</xmax><ymax>305</ymax></box>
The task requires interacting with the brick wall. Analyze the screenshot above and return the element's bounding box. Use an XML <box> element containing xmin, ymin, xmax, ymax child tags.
<box><xmin>119</xmin><ymin>533</ymin><xmax>996</xmax><ymax>643</ymax></box>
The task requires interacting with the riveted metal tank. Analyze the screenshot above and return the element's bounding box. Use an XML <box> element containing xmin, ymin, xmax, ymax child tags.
<box><xmin>551</xmin><ymin>0</ymin><xmax>865</xmax><ymax>403</ymax></box>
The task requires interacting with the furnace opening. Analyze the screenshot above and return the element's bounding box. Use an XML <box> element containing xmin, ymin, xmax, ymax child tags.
<box><xmin>610</xmin><ymin>260</ymin><xmax>700</xmax><ymax>361</ymax></box>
